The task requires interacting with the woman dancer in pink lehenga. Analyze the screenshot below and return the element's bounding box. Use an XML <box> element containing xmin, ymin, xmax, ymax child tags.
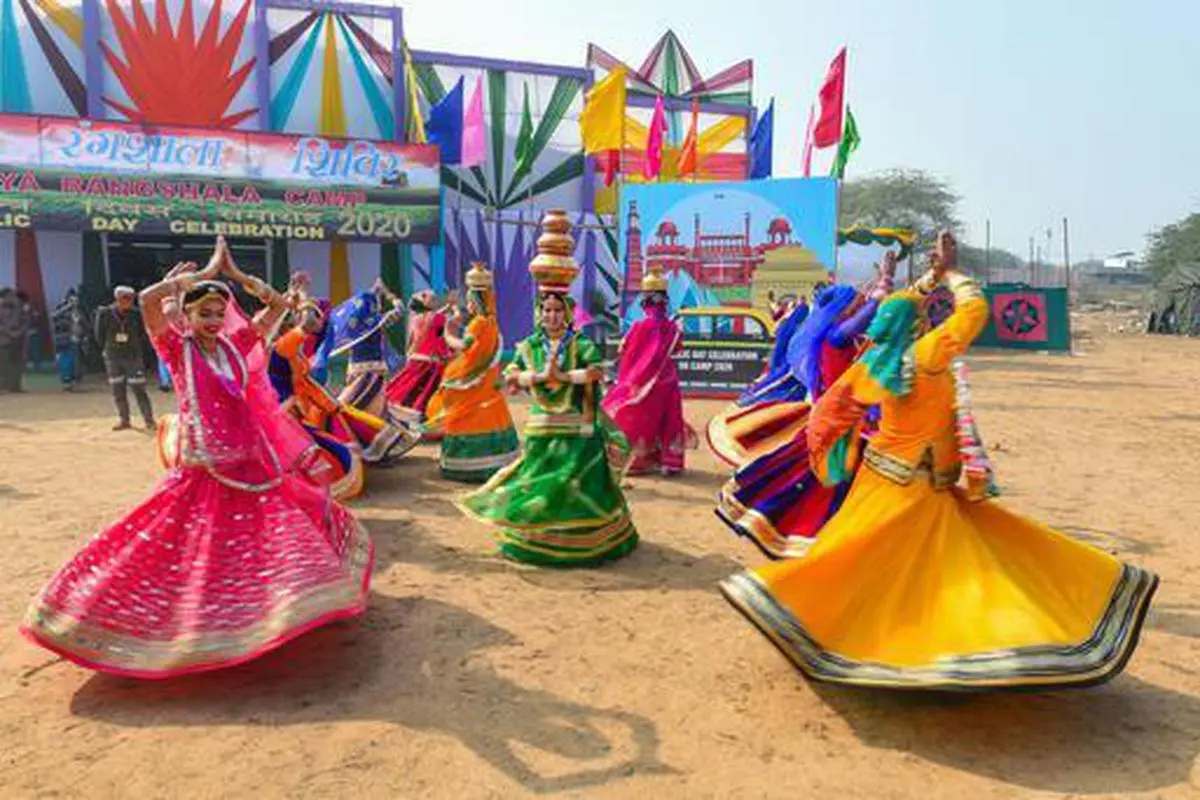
<box><xmin>156</xmin><ymin>266</ymin><xmax>336</xmax><ymax>490</ymax></box>
<box><xmin>21</xmin><ymin>238</ymin><xmax>373</xmax><ymax>679</ymax></box>
<box><xmin>602</xmin><ymin>268</ymin><xmax>697</xmax><ymax>475</ymax></box>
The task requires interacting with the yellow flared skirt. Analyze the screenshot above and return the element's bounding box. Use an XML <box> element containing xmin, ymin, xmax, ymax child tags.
<box><xmin>721</xmin><ymin>468</ymin><xmax>1157</xmax><ymax>691</ymax></box>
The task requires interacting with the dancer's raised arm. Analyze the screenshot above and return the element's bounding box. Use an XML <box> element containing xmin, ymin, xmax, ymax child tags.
<box><xmin>221</xmin><ymin>244</ymin><xmax>290</xmax><ymax>337</ymax></box>
<box><xmin>140</xmin><ymin>243</ymin><xmax>222</xmax><ymax>337</ymax></box>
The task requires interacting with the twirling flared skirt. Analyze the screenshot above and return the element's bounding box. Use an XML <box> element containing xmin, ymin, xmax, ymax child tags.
<box><xmin>715</xmin><ymin>429</ymin><xmax>857</xmax><ymax>559</ymax></box>
<box><xmin>721</xmin><ymin>468</ymin><xmax>1157</xmax><ymax>691</ymax></box>
<box><xmin>385</xmin><ymin>359</ymin><xmax>445</xmax><ymax>422</ymax></box>
<box><xmin>707</xmin><ymin>394</ymin><xmax>811</xmax><ymax>469</ymax></box>
<box><xmin>21</xmin><ymin>467</ymin><xmax>374</xmax><ymax>679</ymax></box>
<box><xmin>458</xmin><ymin>433</ymin><xmax>638</xmax><ymax>567</ymax></box>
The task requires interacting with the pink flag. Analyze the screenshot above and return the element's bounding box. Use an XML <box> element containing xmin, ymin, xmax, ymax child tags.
<box><xmin>802</xmin><ymin>103</ymin><xmax>815</xmax><ymax>177</ymax></box>
<box><xmin>643</xmin><ymin>95</ymin><xmax>666</xmax><ymax>180</ymax></box>
<box><xmin>460</xmin><ymin>76</ymin><xmax>486</xmax><ymax>168</ymax></box>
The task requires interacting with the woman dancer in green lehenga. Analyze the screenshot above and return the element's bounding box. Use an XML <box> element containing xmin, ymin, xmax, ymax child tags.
<box><xmin>458</xmin><ymin>212</ymin><xmax>638</xmax><ymax>567</ymax></box>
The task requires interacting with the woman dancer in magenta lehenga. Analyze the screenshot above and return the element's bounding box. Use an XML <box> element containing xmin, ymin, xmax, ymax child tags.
<box><xmin>602</xmin><ymin>268</ymin><xmax>697</xmax><ymax>475</ymax></box>
<box><xmin>21</xmin><ymin>238</ymin><xmax>373</xmax><ymax>679</ymax></box>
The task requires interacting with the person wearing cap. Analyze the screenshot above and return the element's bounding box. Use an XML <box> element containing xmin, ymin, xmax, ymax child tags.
<box><xmin>95</xmin><ymin>285</ymin><xmax>155</xmax><ymax>430</ymax></box>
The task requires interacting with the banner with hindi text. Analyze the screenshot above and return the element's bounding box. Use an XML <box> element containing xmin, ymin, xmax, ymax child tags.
<box><xmin>0</xmin><ymin>114</ymin><xmax>441</xmax><ymax>243</ymax></box>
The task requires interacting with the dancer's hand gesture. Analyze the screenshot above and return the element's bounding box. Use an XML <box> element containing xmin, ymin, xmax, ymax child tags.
<box><xmin>194</xmin><ymin>237</ymin><xmax>226</xmax><ymax>282</ymax></box>
<box><xmin>288</xmin><ymin>271</ymin><xmax>311</xmax><ymax>294</ymax></box>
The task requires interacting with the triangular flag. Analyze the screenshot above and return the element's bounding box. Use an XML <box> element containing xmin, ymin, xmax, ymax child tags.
<box><xmin>748</xmin><ymin>99</ymin><xmax>774</xmax><ymax>179</ymax></box>
<box><xmin>831</xmin><ymin>107</ymin><xmax>860</xmax><ymax>179</ymax></box>
<box><xmin>581</xmin><ymin>67</ymin><xmax>627</xmax><ymax>154</ymax></box>
<box><xmin>513</xmin><ymin>85</ymin><xmax>535</xmax><ymax>179</ymax></box>
<box><xmin>677</xmin><ymin>99</ymin><xmax>699</xmax><ymax>178</ymax></box>
<box><xmin>643</xmin><ymin>95</ymin><xmax>666</xmax><ymax>180</ymax></box>
<box><xmin>801</xmin><ymin>103</ymin><xmax>815</xmax><ymax>177</ymax></box>
<box><xmin>427</xmin><ymin>77</ymin><xmax>464</xmax><ymax>165</ymax></box>
<box><xmin>460</xmin><ymin>75</ymin><xmax>486</xmax><ymax>168</ymax></box>
<box><xmin>813</xmin><ymin>47</ymin><xmax>846</xmax><ymax>149</ymax></box>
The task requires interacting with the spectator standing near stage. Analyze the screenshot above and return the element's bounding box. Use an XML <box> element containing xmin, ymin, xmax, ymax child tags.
<box><xmin>17</xmin><ymin>291</ymin><xmax>42</xmax><ymax>372</ymax></box>
<box><xmin>52</xmin><ymin>289</ymin><xmax>88</xmax><ymax>391</ymax></box>
<box><xmin>0</xmin><ymin>287</ymin><xmax>29</xmax><ymax>393</ymax></box>
<box><xmin>95</xmin><ymin>286</ymin><xmax>155</xmax><ymax>430</ymax></box>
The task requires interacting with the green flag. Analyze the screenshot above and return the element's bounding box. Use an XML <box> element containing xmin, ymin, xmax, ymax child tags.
<box><xmin>831</xmin><ymin>108</ymin><xmax>860</xmax><ymax>179</ymax></box>
<box><xmin>513</xmin><ymin>85</ymin><xmax>535</xmax><ymax>180</ymax></box>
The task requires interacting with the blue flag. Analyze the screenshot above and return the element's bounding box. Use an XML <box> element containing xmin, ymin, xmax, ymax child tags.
<box><xmin>427</xmin><ymin>77</ymin><xmax>465</xmax><ymax>165</ymax></box>
<box><xmin>749</xmin><ymin>99</ymin><xmax>774</xmax><ymax>179</ymax></box>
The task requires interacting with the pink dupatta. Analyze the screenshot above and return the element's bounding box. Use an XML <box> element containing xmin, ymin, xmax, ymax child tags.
<box><xmin>222</xmin><ymin>299</ymin><xmax>319</xmax><ymax>475</ymax></box>
<box><xmin>602</xmin><ymin>303</ymin><xmax>697</xmax><ymax>454</ymax></box>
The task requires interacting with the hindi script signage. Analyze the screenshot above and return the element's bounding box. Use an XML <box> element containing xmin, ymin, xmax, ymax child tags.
<box><xmin>0</xmin><ymin>114</ymin><xmax>441</xmax><ymax>243</ymax></box>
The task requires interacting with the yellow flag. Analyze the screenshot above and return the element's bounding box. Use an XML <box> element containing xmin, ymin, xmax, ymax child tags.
<box><xmin>403</xmin><ymin>43</ymin><xmax>427</xmax><ymax>145</ymax></box>
<box><xmin>581</xmin><ymin>67</ymin><xmax>627</xmax><ymax>154</ymax></box>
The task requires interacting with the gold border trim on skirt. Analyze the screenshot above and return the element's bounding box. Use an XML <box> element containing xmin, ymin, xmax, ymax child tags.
<box><xmin>720</xmin><ymin>564</ymin><xmax>1158</xmax><ymax>691</ymax></box>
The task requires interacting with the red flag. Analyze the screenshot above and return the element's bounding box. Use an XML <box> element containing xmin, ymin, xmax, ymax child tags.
<box><xmin>677</xmin><ymin>99</ymin><xmax>700</xmax><ymax>177</ymax></box>
<box><xmin>802</xmin><ymin>103</ymin><xmax>815</xmax><ymax>177</ymax></box>
<box><xmin>602</xmin><ymin>150</ymin><xmax>620</xmax><ymax>187</ymax></box>
<box><xmin>813</xmin><ymin>47</ymin><xmax>846</xmax><ymax>149</ymax></box>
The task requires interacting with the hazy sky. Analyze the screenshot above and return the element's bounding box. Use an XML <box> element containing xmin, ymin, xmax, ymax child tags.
<box><xmin>404</xmin><ymin>0</ymin><xmax>1200</xmax><ymax>261</ymax></box>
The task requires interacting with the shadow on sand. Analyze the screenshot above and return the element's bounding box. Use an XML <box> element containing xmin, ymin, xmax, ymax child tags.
<box><xmin>69</xmin><ymin>594</ymin><xmax>671</xmax><ymax>794</ymax></box>
<box><xmin>1150</xmin><ymin>603</ymin><xmax>1200</xmax><ymax>641</ymax></box>
<box><xmin>811</xmin><ymin>676</ymin><xmax>1200</xmax><ymax>795</ymax></box>
<box><xmin>365</xmin><ymin>514</ymin><xmax>739</xmax><ymax>596</ymax></box>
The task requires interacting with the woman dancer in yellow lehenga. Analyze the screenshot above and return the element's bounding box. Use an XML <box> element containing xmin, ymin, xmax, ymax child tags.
<box><xmin>721</xmin><ymin>233</ymin><xmax>1157</xmax><ymax>691</ymax></box>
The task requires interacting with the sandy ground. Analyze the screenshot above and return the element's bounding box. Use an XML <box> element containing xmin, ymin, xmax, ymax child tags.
<box><xmin>1</xmin><ymin>323</ymin><xmax>1199</xmax><ymax>799</ymax></box>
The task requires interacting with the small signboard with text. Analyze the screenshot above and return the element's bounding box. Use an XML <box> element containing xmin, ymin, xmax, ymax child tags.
<box><xmin>673</xmin><ymin>341</ymin><xmax>771</xmax><ymax>396</ymax></box>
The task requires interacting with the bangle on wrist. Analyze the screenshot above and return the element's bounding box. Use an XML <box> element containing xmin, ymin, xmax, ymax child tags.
<box><xmin>248</xmin><ymin>278</ymin><xmax>272</xmax><ymax>301</ymax></box>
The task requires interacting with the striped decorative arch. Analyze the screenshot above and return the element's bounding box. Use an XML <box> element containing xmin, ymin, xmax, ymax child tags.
<box><xmin>0</xmin><ymin>0</ymin><xmax>85</xmax><ymax>115</ymax></box>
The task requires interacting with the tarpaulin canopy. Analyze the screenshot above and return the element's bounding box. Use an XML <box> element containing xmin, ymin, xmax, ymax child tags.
<box><xmin>1148</xmin><ymin>263</ymin><xmax>1200</xmax><ymax>334</ymax></box>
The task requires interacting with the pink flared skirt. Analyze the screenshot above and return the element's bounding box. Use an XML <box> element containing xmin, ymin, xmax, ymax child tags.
<box><xmin>385</xmin><ymin>358</ymin><xmax>445</xmax><ymax>419</ymax></box>
<box><xmin>603</xmin><ymin>380</ymin><xmax>696</xmax><ymax>475</ymax></box>
<box><xmin>21</xmin><ymin>466</ymin><xmax>373</xmax><ymax>679</ymax></box>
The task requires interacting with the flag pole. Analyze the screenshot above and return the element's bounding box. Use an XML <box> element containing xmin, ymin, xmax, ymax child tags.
<box><xmin>1062</xmin><ymin>216</ymin><xmax>1072</xmax><ymax>305</ymax></box>
<box><xmin>617</xmin><ymin>92</ymin><xmax>630</xmax><ymax>323</ymax></box>
<box><xmin>985</xmin><ymin>218</ymin><xmax>992</xmax><ymax>283</ymax></box>
<box><xmin>456</xmin><ymin>188</ymin><xmax>465</xmax><ymax>289</ymax></box>
<box><xmin>691</xmin><ymin>100</ymin><xmax>698</xmax><ymax>183</ymax></box>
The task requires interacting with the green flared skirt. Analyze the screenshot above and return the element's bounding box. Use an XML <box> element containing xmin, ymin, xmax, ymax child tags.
<box><xmin>440</xmin><ymin>427</ymin><xmax>522</xmax><ymax>483</ymax></box>
<box><xmin>459</xmin><ymin>432</ymin><xmax>638</xmax><ymax>567</ymax></box>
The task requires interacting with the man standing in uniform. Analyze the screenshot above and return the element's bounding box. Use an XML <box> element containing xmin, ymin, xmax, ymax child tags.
<box><xmin>95</xmin><ymin>286</ymin><xmax>155</xmax><ymax>430</ymax></box>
